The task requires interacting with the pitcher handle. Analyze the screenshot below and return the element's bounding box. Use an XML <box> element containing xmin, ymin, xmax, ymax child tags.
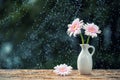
<box><xmin>89</xmin><ymin>45</ymin><xmax>95</xmax><ymax>56</ymax></box>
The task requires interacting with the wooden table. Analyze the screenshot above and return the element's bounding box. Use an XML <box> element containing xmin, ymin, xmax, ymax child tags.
<box><xmin>0</xmin><ymin>69</ymin><xmax>120</xmax><ymax>80</ymax></box>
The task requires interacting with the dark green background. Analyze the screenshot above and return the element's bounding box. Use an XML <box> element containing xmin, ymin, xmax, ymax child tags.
<box><xmin>0</xmin><ymin>0</ymin><xmax>120</xmax><ymax>69</ymax></box>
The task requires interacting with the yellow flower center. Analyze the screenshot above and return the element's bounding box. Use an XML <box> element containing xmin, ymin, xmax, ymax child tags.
<box><xmin>73</xmin><ymin>25</ymin><xmax>77</xmax><ymax>30</ymax></box>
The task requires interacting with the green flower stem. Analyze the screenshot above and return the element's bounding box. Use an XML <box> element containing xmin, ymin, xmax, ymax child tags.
<box><xmin>86</xmin><ymin>36</ymin><xmax>90</xmax><ymax>44</ymax></box>
<box><xmin>80</xmin><ymin>34</ymin><xmax>84</xmax><ymax>44</ymax></box>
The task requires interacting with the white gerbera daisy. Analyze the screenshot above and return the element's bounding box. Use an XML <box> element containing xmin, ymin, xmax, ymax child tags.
<box><xmin>84</xmin><ymin>23</ymin><xmax>101</xmax><ymax>38</ymax></box>
<box><xmin>53</xmin><ymin>64</ymin><xmax>72</xmax><ymax>76</ymax></box>
<box><xmin>67</xmin><ymin>18</ymin><xmax>84</xmax><ymax>37</ymax></box>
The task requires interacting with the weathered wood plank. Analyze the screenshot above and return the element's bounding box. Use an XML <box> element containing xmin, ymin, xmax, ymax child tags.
<box><xmin>0</xmin><ymin>69</ymin><xmax>120</xmax><ymax>80</ymax></box>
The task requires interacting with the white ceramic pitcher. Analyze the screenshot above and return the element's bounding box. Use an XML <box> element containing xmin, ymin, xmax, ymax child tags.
<box><xmin>77</xmin><ymin>44</ymin><xmax>95</xmax><ymax>74</ymax></box>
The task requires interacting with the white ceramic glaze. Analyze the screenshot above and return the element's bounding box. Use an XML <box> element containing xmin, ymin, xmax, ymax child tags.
<box><xmin>77</xmin><ymin>44</ymin><xmax>95</xmax><ymax>74</ymax></box>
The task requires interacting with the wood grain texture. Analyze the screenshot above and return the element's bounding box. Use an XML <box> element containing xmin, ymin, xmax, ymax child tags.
<box><xmin>0</xmin><ymin>69</ymin><xmax>120</xmax><ymax>80</ymax></box>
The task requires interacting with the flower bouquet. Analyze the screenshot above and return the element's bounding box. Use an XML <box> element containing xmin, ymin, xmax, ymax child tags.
<box><xmin>67</xmin><ymin>18</ymin><xmax>101</xmax><ymax>74</ymax></box>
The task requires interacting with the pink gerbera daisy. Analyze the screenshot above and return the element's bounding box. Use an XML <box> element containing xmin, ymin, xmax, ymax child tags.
<box><xmin>67</xmin><ymin>18</ymin><xmax>84</xmax><ymax>37</ymax></box>
<box><xmin>53</xmin><ymin>64</ymin><xmax>72</xmax><ymax>76</ymax></box>
<box><xmin>84</xmin><ymin>23</ymin><xmax>101</xmax><ymax>38</ymax></box>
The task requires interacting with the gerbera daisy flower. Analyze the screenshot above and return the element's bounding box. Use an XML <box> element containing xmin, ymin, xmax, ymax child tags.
<box><xmin>84</xmin><ymin>23</ymin><xmax>101</xmax><ymax>38</ymax></box>
<box><xmin>53</xmin><ymin>64</ymin><xmax>72</xmax><ymax>76</ymax></box>
<box><xmin>67</xmin><ymin>18</ymin><xmax>84</xmax><ymax>37</ymax></box>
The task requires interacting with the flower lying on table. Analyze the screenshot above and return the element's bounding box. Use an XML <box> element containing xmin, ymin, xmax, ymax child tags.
<box><xmin>53</xmin><ymin>64</ymin><xmax>72</xmax><ymax>76</ymax></box>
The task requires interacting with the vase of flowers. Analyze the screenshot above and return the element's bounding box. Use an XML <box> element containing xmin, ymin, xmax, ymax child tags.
<box><xmin>67</xmin><ymin>18</ymin><xmax>101</xmax><ymax>74</ymax></box>
<box><xmin>77</xmin><ymin>44</ymin><xmax>95</xmax><ymax>74</ymax></box>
